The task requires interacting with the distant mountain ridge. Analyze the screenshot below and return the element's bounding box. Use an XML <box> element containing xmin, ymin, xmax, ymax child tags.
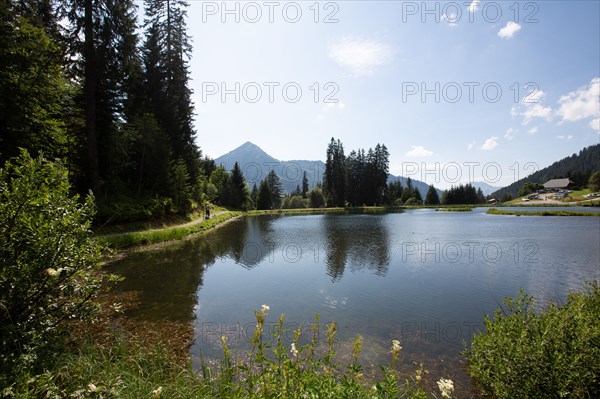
<box><xmin>214</xmin><ymin>141</ymin><xmax>438</xmax><ymax>198</ymax></box>
<box><xmin>490</xmin><ymin>144</ymin><xmax>600</xmax><ymax>199</ymax></box>
<box><xmin>471</xmin><ymin>181</ymin><xmax>502</xmax><ymax>196</ymax></box>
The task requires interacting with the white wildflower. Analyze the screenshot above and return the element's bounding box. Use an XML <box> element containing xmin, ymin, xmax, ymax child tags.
<box><xmin>46</xmin><ymin>268</ymin><xmax>58</xmax><ymax>277</ymax></box>
<box><xmin>152</xmin><ymin>386</ymin><xmax>163</xmax><ymax>398</ymax></box>
<box><xmin>261</xmin><ymin>304</ymin><xmax>270</xmax><ymax>314</ymax></box>
<box><xmin>391</xmin><ymin>339</ymin><xmax>402</xmax><ymax>352</ymax></box>
<box><xmin>437</xmin><ymin>378</ymin><xmax>454</xmax><ymax>398</ymax></box>
<box><xmin>290</xmin><ymin>343</ymin><xmax>298</xmax><ymax>357</ymax></box>
<box><xmin>87</xmin><ymin>383</ymin><xmax>97</xmax><ymax>392</ymax></box>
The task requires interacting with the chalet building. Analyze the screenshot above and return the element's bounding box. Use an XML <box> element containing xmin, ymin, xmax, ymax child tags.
<box><xmin>543</xmin><ymin>178</ymin><xmax>575</xmax><ymax>190</ymax></box>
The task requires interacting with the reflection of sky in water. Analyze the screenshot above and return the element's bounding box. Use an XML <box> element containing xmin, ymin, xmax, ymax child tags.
<box><xmin>109</xmin><ymin>209</ymin><xmax>600</xmax><ymax>394</ymax></box>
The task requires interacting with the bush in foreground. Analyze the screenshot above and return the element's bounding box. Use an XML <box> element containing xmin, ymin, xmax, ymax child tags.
<box><xmin>465</xmin><ymin>282</ymin><xmax>600</xmax><ymax>398</ymax></box>
<box><xmin>0</xmin><ymin>151</ymin><xmax>110</xmax><ymax>375</ymax></box>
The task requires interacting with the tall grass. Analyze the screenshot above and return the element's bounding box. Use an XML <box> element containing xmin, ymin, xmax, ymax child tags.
<box><xmin>6</xmin><ymin>309</ymin><xmax>451</xmax><ymax>399</ymax></box>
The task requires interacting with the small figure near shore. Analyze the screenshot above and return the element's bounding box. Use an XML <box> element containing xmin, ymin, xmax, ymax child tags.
<box><xmin>205</xmin><ymin>204</ymin><xmax>211</xmax><ymax>219</ymax></box>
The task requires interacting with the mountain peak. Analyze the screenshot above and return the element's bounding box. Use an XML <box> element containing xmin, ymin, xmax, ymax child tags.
<box><xmin>215</xmin><ymin>141</ymin><xmax>279</xmax><ymax>168</ymax></box>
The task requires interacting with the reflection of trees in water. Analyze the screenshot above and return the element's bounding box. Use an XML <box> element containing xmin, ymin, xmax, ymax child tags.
<box><xmin>109</xmin><ymin>214</ymin><xmax>392</xmax><ymax>320</ymax></box>
<box><xmin>230</xmin><ymin>216</ymin><xmax>277</xmax><ymax>269</ymax></box>
<box><xmin>108</xmin><ymin>238</ymin><xmax>225</xmax><ymax>322</ymax></box>
<box><xmin>322</xmin><ymin>214</ymin><xmax>391</xmax><ymax>281</ymax></box>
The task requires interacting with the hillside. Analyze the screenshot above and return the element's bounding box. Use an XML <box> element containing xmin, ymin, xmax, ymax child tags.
<box><xmin>490</xmin><ymin>144</ymin><xmax>600</xmax><ymax>199</ymax></box>
<box><xmin>214</xmin><ymin>142</ymin><xmax>438</xmax><ymax>197</ymax></box>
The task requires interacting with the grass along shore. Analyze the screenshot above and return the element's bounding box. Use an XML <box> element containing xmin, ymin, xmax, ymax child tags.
<box><xmin>487</xmin><ymin>208</ymin><xmax>600</xmax><ymax>217</ymax></box>
<box><xmin>96</xmin><ymin>211</ymin><xmax>242</xmax><ymax>249</ymax></box>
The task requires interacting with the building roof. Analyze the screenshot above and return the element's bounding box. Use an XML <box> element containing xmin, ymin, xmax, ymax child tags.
<box><xmin>543</xmin><ymin>178</ymin><xmax>574</xmax><ymax>189</ymax></box>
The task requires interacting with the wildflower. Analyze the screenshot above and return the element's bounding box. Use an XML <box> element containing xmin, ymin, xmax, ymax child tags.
<box><xmin>391</xmin><ymin>339</ymin><xmax>402</xmax><ymax>360</ymax></box>
<box><xmin>290</xmin><ymin>342</ymin><xmax>298</xmax><ymax>357</ymax></box>
<box><xmin>46</xmin><ymin>268</ymin><xmax>58</xmax><ymax>277</ymax></box>
<box><xmin>437</xmin><ymin>378</ymin><xmax>454</xmax><ymax>398</ymax></box>
<box><xmin>261</xmin><ymin>304</ymin><xmax>270</xmax><ymax>314</ymax></box>
<box><xmin>87</xmin><ymin>383</ymin><xmax>97</xmax><ymax>392</ymax></box>
<box><xmin>152</xmin><ymin>386</ymin><xmax>163</xmax><ymax>398</ymax></box>
<box><xmin>221</xmin><ymin>335</ymin><xmax>227</xmax><ymax>346</ymax></box>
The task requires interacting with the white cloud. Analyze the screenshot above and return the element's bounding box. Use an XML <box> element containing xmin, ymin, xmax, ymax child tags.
<box><xmin>589</xmin><ymin>118</ymin><xmax>600</xmax><ymax>132</ymax></box>
<box><xmin>513</xmin><ymin>90</ymin><xmax>553</xmax><ymax>125</ymax></box>
<box><xmin>556</xmin><ymin>135</ymin><xmax>574</xmax><ymax>140</ymax></box>
<box><xmin>528</xmin><ymin>126</ymin><xmax>539</xmax><ymax>135</ymax></box>
<box><xmin>522</xmin><ymin>103</ymin><xmax>553</xmax><ymax>125</ymax></box>
<box><xmin>328</xmin><ymin>37</ymin><xmax>393</xmax><ymax>77</ymax></box>
<box><xmin>504</xmin><ymin>128</ymin><xmax>518</xmax><ymax>140</ymax></box>
<box><xmin>498</xmin><ymin>21</ymin><xmax>522</xmax><ymax>39</ymax></box>
<box><xmin>556</xmin><ymin>77</ymin><xmax>600</xmax><ymax>122</ymax></box>
<box><xmin>468</xmin><ymin>0</ymin><xmax>480</xmax><ymax>13</ymax></box>
<box><xmin>405</xmin><ymin>145</ymin><xmax>433</xmax><ymax>157</ymax></box>
<box><xmin>481</xmin><ymin>137</ymin><xmax>499</xmax><ymax>151</ymax></box>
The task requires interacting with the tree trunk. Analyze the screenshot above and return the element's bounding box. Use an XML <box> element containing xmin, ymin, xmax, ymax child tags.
<box><xmin>84</xmin><ymin>0</ymin><xmax>99</xmax><ymax>194</ymax></box>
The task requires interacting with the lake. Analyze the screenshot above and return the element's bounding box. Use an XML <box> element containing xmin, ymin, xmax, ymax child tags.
<box><xmin>108</xmin><ymin>208</ymin><xmax>600</xmax><ymax>395</ymax></box>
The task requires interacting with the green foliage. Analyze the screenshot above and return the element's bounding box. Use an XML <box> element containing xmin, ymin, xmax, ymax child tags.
<box><xmin>588</xmin><ymin>171</ymin><xmax>600</xmax><ymax>192</ymax></box>
<box><xmin>0</xmin><ymin>11</ymin><xmax>68</xmax><ymax>164</ymax></box>
<box><xmin>387</xmin><ymin>180</ymin><xmax>403</xmax><ymax>206</ymax></box>
<box><xmin>169</xmin><ymin>159</ymin><xmax>193</xmax><ymax>213</ymax></box>
<box><xmin>518</xmin><ymin>182</ymin><xmax>544</xmax><ymax>197</ymax></box>
<box><xmin>307</xmin><ymin>187</ymin><xmax>326</xmax><ymax>208</ymax></box>
<box><xmin>4</xmin><ymin>309</ymin><xmax>443</xmax><ymax>399</ymax></box>
<box><xmin>491</xmin><ymin>144</ymin><xmax>600</xmax><ymax>199</ymax></box>
<box><xmin>0</xmin><ymin>151</ymin><xmax>108</xmax><ymax>373</ymax></box>
<box><xmin>465</xmin><ymin>282</ymin><xmax>600</xmax><ymax>399</ymax></box>
<box><xmin>442</xmin><ymin>183</ymin><xmax>485</xmax><ymax>205</ymax></box>
<box><xmin>96</xmin><ymin>196</ymin><xmax>174</xmax><ymax>225</ymax></box>
<box><xmin>424</xmin><ymin>185</ymin><xmax>440</xmax><ymax>205</ymax></box>
<box><xmin>256</xmin><ymin>180</ymin><xmax>272</xmax><ymax>210</ymax></box>
<box><xmin>282</xmin><ymin>195</ymin><xmax>308</xmax><ymax>209</ymax></box>
<box><xmin>99</xmin><ymin>211</ymin><xmax>241</xmax><ymax>249</ymax></box>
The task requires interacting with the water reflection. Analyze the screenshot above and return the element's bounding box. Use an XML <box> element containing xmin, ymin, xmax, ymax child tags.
<box><xmin>322</xmin><ymin>214</ymin><xmax>391</xmax><ymax>281</ymax></box>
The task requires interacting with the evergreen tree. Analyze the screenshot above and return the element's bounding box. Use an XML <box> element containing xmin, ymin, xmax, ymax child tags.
<box><xmin>401</xmin><ymin>178</ymin><xmax>414</xmax><ymax>203</ymax></box>
<box><xmin>0</xmin><ymin>2</ymin><xmax>69</xmax><ymax>164</ymax></box>
<box><xmin>302</xmin><ymin>171</ymin><xmax>309</xmax><ymax>198</ymax></box>
<box><xmin>387</xmin><ymin>180</ymin><xmax>403</xmax><ymax>206</ymax></box>
<box><xmin>230</xmin><ymin>162</ymin><xmax>249</xmax><ymax>208</ymax></box>
<box><xmin>323</xmin><ymin>138</ymin><xmax>346</xmax><ymax>207</ymax></box>
<box><xmin>265</xmin><ymin>170</ymin><xmax>282</xmax><ymax>209</ymax></box>
<box><xmin>413</xmin><ymin>187</ymin><xmax>423</xmax><ymax>204</ymax></box>
<box><xmin>142</xmin><ymin>0</ymin><xmax>200</xmax><ymax>181</ymax></box>
<box><xmin>424</xmin><ymin>184</ymin><xmax>440</xmax><ymax>205</ymax></box>
<box><xmin>250</xmin><ymin>183</ymin><xmax>258</xmax><ymax>209</ymax></box>
<box><xmin>209</xmin><ymin>166</ymin><xmax>231</xmax><ymax>205</ymax></box>
<box><xmin>257</xmin><ymin>179</ymin><xmax>272</xmax><ymax>210</ymax></box>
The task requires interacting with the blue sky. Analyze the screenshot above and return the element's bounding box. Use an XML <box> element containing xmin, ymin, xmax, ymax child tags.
<box><xmin>177</xmin><ymin>1</ymin><xmax>599</xmax><ymax>188</ymax></box>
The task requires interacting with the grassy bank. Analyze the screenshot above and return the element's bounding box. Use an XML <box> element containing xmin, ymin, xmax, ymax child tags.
<box><xmin>96</xmin><ymin>211</ymin><xmax>242</xmax><ymax>249</ymax></box>
<box><xmin>487</xmin><ymin>208</ymin><xmax>600</xmax><ymax>217</ymax></box>
<box><xmin>435</xmin><ymin>206</ymin><xmax>473</xmax><ymax>212</ymax></box>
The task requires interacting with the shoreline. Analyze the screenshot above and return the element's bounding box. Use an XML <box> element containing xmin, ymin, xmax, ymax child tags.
<box><xmin>96</xmin><ymin>203</ymin><xmax>600</xmax><ymax>252</ymax></box>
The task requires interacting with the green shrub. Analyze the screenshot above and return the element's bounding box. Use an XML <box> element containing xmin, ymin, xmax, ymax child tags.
<box><xmin>95</xmin><ymin>196</ymin><xmax>174</xmax><ymax>225</ymax></box>
<box><xmin>0</xmin><ymin>151</ymin><xmax>110</xmax><ymax>374</ymax></box>
<box><xmin>465</xmin><ymin>282</ymin><xmax>600</xmax><ymax>398</ymax></box>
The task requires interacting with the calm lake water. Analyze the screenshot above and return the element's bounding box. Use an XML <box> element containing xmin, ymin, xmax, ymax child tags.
<box><xmin>109</xmin><ymin>208</ymin><xmax>600</xmax><ymax>395</ymax></box>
